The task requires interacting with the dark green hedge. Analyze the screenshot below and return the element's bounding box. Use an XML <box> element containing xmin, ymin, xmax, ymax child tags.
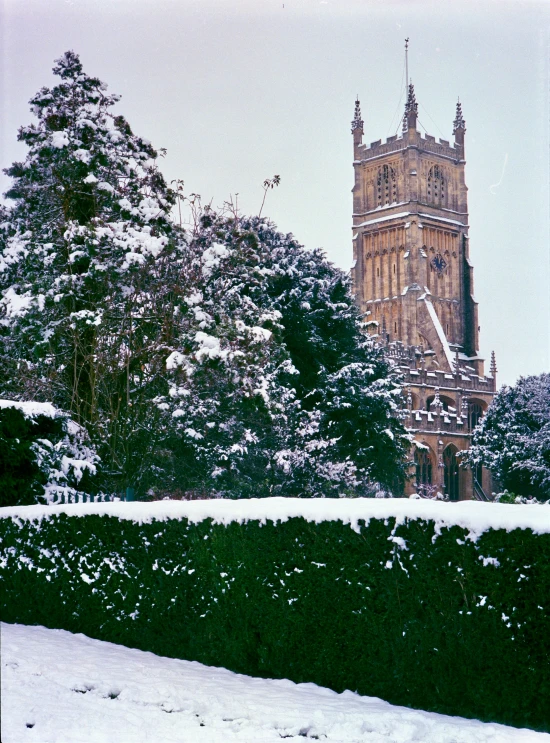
<box><xmin>1</xmin><ymin>511</ymin><xmax>549</xmax><ymax>730</ymax></box>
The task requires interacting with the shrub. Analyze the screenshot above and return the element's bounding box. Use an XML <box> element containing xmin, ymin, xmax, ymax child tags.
<box><xmin>1</xmin><ymin>499</ymin><xmax>548</xmax><ymax>730</ymax></box>
<box><xmin>0</xmin><ymin>401</ymin><xmax>99</xmax><ymax>506</ymax></box>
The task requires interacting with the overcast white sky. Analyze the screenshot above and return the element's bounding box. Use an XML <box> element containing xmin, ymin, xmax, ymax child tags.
<box><xmin>1</xmin><ymin>0</ymin><xmax>549</xmax><ymax>387</ymax></box>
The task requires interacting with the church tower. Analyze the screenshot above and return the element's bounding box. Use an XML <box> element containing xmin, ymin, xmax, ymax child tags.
<box><xmin>351</xmin><ymin>82</ymin><xmax>496</xmax><ymax>500</ymax></box>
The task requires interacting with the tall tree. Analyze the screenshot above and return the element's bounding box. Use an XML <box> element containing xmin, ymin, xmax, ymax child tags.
<box><xmin>0</xmin><ymin>51</ymin><xmax>178</xmax><ymax>492</ymax></box>
<box><xmin>2</xmin><ymin>52</ymin><xmax>409</xmax><ymax>498</ymax></box>
<box><xmin>464</xmin><ymin>373</ymin><xmax>550</xmax><ymax>500</ymax></box>
<box><xmin>155</xmin><ymin>211</ymin><xmax>410</xmax><ymax>498</ymax></box>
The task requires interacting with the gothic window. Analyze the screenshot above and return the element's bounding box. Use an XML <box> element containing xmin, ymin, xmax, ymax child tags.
<box><xmin>415</xmin><ymin>448</ymin><xmax>432</xmax><ymax>487</ymax></box>
<box><xmin>443</xmin><ymin>445</ymin><xmax>460</xmax><ymax>501</ymax></box>
<box><xmin>427</xmin><ymin>165</ymin><xmax>446</xmax><ymax>206</ymax></box>
<box><xmin>377</xmin><ymin>164</ymin><xmax>397</xmax><ymax>206</ymax></box>
<box><xmin>468</xmin><ymin>402</ymin><xmax>484</xmax><ymax>431</ymax></box>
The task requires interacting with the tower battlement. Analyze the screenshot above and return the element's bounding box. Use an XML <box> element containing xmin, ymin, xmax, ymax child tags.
<box><xmin>351</xmin><ymin>83</ymin><xmax>495</xmax><ymax>501</ymax></box>
<box><xmin>355</xmin><ymin>132</ymin><xmax>462</xmax><ymax>163</ymax></box>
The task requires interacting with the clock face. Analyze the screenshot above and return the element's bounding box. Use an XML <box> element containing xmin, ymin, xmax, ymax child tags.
<box><xmin>431</xmin><ymin>253</ymin><xmax>447</xmax><ymax>274</ymax></box>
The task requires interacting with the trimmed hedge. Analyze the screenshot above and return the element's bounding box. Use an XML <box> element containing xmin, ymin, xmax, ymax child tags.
<box><xmin>1</xmin><ymin>507</ymin><xmax>549</xmax><ymax>730</ymax></box>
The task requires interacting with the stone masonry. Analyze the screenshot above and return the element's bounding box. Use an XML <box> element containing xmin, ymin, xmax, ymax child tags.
<box><xmin>351</xmin><ymin>87</ymin><xmax>496</xmax><ymax>500</ymax></box>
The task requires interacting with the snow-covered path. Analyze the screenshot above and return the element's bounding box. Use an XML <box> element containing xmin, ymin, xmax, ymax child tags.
<box><xmin>2</xmin><ymin>623</ymin><xmax>547</xmax><ymax>743</ymax></box>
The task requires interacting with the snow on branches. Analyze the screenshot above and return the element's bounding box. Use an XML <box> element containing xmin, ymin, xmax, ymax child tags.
<box><xmin>463</xmin><ymin>373</ymin><xmax>550</xmax><ymax>501</ymax></box>
<box><xmin>1</xmin><ymin>51</ymin><xmax>409</xmax><ymax>500</ymax></box>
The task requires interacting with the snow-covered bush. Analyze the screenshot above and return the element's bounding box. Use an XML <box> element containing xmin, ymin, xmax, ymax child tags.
<box><xmin>0</xmin><ymin>400</ymin><xmax>99</xmax><ymax>506</ymax></box>
<box><xmin>493</xmin><ymin>490</ymin><xmax>548</xmax><ymax>505</ymax></box>
<box><xmin>464</xmin><ymin>373</ymin><xmax>550</xmax><ymax>501</ymax></box>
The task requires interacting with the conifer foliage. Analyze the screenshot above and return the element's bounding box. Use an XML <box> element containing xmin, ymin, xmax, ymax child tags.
<box><xmin>1</xmin><ymin>51</ymin><xmax>409</xmax><ymax>500</ymax></box>
<box><xmin>156</xmin><ymin>212</ymin><xmax>410</xmax><ymax>498</ymax></box>
<box><xmin>1</xmin><ymin>51</ymin><xmax>178</xmax><ymax>494</ymax></box>
<box><xmin>464</xmin><ymin>373</ymin><xmax>550</xmax><ymax>500</ymax></box>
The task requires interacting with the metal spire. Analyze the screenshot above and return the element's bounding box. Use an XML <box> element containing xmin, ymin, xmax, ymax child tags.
<box><xmin>405</xmin><ymin>37</ymin><xmax>409</xmax><ymax>90</ymax></box>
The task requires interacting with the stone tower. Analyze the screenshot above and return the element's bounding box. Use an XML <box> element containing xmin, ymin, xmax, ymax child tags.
<box><xmin>351</xmin><ymin>88</ymin><xmax>496</xmax><ymax>500</ymax></box>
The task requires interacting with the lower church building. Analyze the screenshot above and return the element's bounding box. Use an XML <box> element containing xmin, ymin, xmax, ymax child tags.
<box><xmin>351</xmin><ymin>84</ymin><xmax>496</xmax><ymax>500</ymax></box>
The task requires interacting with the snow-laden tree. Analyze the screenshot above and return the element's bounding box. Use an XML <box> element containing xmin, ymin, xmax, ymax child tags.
<box><xmin>153</xmin><ymin>211</ymin><xmax>410</xmax><ymax>498</ymax></box>
<box><xmin>2</xmin><ymin>51</ymin><xmax>409</xmax><ymax>498</ymax></box>
<box><xmin>0</xmin><ymin>51</ymin><xmax>179</xmax><ymax>492</ymax></box>
<box><xmin>464</xmin><ymin>373</ymin><xmax>550</xmax><ymax>500</ymax></box>
<box><xmin>0</xmin><ymin>401</ymin><xmax>99</xmax><ymax>507</ymax></box>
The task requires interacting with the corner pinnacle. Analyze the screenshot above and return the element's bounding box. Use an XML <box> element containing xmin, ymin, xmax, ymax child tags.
<box><xmin>453</xmin><ymin>98</ymin><xmax>466</xmax><ymax>135</ymax></box>
<box><xmin>351</xmin><ymin>97</ymin><xmax>364</xmax><ymax>134</ymax></box>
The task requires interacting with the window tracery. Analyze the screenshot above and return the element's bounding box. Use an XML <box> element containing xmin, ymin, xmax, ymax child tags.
<box><xmin>427</xmin><ymin>164</ymin><xmax>446</xmax><ymax>206</ymax></box>
<box><xmin>415</xmin><ymin>448</ymin><xmax>433</xmax><ymax>487</ymax></box>
<box><xmin>377</xmin><ymin>164</ymin><xmax>397</xmax><ymax>206</ymax></box>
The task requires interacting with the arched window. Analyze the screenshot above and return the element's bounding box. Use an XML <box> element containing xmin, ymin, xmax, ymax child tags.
<box><xmin>414</xmin><ymin>448</ymin><xmax>432</xmax><ymax>487</ymax></box>
<box><xmin>468</xmin><ymin>402</ymin><xmax>484</xmax><ymax>431</ymax></box>
<box><xmin>427</xmin><ymin>165</ymin><xmax>446</xmax><ymax>206</ymax></box>
<box><xmin>426</xmin><ymin>394</ymin><xmax>454</xmax><ymax>412</ymax></box>
<box><xmin>377</xmin><ymin>164</ymin><xmax>397</xmax><ymax>206</ymax></box>
<box><xmin>443</xmin><ymin>445</ymin><xmax>460</xmax><ymax>501</ymax></box>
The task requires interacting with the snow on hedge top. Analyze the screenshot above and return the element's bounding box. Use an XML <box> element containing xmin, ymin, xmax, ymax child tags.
<box><xmin>0</xmin><ymin>399</ymin><xmax>58</xmax><ymax>419</ymax></box>
<box><xmin>1</xmin><ymin>497</ymin><xmax>549</xmax><ymax>540</ymax></box>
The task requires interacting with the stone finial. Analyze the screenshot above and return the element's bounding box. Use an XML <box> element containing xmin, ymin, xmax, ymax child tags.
<box><xmin>405</xmin><ymin>82</ymin><xmax>418</xmax><ymax>114</ymax></box>
<box><xmin>453</xmin><ymin>98</ymin><xmax>466</xmax><ymax>133</ymax></box>
<box><xmin>352</xmin><ymin>97</ymin><xmax>364</xmax><ymax>148</ymax></box>
<box><xmin>403</xmin><ymin>81</ymin><xmax>418</xmax><ymax>132</ymax></box>
<box><xmin>453</xmin><ymin>98</ymin><xmax>466</xmax><ymax>146</ymax></box>
<box><xmin>351</xmin><ymin>97</ymin><xmax>364</xmax><ymax>133</ymax></box>
<box><xmin>352</xmin><ymin>98</ymin><xmax>363</xmax><ymax>149</ymax></box>
<box><xmin>490</xmin><ymin>350</ymin><xmax>497</xmax><ymax>385</ymax></box>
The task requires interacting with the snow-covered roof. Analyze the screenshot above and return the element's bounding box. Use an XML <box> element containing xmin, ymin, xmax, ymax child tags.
<box><xmin>1</xmin><ymin>497</ymin><xmax>548</xmax><ymax>540</ymax></box>
<box><xmin>422</xmin><ymin>299</ymin><xmax>455</xmax><ymax>371</ymax></box>
<box><xmin>355</xmin><ymin>211</ymin><xmax>411</xmax><ymax>228</ymax></box>
<box><xmin>418</xmin><ymin>213</ymin><xmax>466</xmax><ymax>228</ymax></box>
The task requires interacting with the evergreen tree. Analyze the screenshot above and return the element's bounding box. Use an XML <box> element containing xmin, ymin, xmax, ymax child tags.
<box><xmin>155</xmin><ymin>212</ymin><xmax>410</xmax><ymax>498</ymax></box>
<box><xmin>2</xmin><ymin>51</ymin><xmax>409</xmax><ymax>499</ymax></box>
<box><xmin>0</xmin><ymin>51</ymin><xmax>178</xmax><ymax>493</ymax></box>
<box><xmin>464</xmin><ymin>373</ymin><xmax>550</xmax><ymax>500</ymax></box>
<box><xmin>0</xmin><ymin>401</ymin><xmax>99</xmax><ymax>507</ymax></box>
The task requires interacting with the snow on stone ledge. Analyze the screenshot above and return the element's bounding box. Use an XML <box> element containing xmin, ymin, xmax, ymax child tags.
<box><xmin>1</xmin><ymin>497</ymin><xmax>549</xmax><ymax>540</ymax></box>
<box><xmin>0</xmin><ymin>399</ymin><xmax>58</xmax><ymax>419</ymax></box>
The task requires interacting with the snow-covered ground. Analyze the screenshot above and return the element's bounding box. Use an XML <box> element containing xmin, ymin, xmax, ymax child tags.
<box><xmin>2</xmin><ymin>623</ymin><xmax>548</xmax><ymax>743</ymax></box>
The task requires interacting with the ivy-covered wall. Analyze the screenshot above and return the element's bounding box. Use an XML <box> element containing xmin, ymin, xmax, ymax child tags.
<box><xmin>1</xmin><ymin>505</ymin><xmax>548</xmax><ymax>730</ymax></box>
